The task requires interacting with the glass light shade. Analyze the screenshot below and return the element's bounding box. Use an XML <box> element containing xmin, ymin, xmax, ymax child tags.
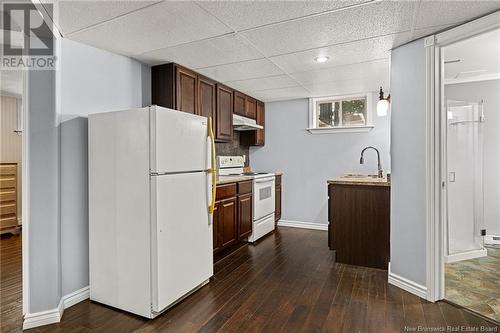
<box><xmin>377</xmin><ymin>99</ymin><xmax>389</xmax><ymax>116</ymax></box>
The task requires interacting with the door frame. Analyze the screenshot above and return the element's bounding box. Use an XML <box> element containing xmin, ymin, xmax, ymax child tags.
<box><xmin>21</xmin><ymin>67</ymin><xmax>30</xmax><ymax>315</ymax></box>
<box><xmin>425</xmin><ymin>10</ymin><xmax>500</xmax><ymax>302</ymax></box>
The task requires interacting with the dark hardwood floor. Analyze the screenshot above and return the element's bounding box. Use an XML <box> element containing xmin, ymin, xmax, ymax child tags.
<box><xmin>2</xmin><ymin>228</ymin><xmax>498</xmax><ymax>332</ymax></box>
<box><xmin>1</xmin><ymin>233</ymin><xmax>23</xmax><ymax>332</ymax></box>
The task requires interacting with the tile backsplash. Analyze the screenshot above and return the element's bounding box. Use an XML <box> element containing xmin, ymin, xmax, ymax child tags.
<box><xmin>215</xmin><ymin>131</ymin><xmax>249</xmax><ymax>167</ymax></box>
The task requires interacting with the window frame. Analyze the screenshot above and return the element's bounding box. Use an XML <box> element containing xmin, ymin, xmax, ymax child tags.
<box><xmin>307</xmin><ymin>93</ymin><xmax>374</xmax><ymax>134</ymax></box>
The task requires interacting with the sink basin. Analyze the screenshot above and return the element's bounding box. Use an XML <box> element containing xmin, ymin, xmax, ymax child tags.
<box><xmin>343</xmin><ymin>174</ymin><xmax>379</xmax><ymax>179</ymax></box>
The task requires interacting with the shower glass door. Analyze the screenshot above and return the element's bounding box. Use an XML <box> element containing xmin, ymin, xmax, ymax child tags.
<box><xmin>446</xmin><ymin>100</ymin><xmax>485</xmax><ymax>261</ymax></box>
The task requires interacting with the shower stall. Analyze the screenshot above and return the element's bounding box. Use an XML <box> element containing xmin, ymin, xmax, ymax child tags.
<box><xmin>445</xmin><ymin>100</ymin><xmax>487</xmax><ymax>263</ymax></box>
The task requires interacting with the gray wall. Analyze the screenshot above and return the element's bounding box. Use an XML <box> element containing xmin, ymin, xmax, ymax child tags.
<box><xmin>28</xmin><ymin>69</ymin><xmax>61</xmax><ymax>312</ymax></box>
<box><xmin>249</xmin><ymin>95</ymin><xmax>391</xmax><ymax>225</ymax></box>
<box><xmin>389</xmin><ymin>39</ymin><xmax>427</xmax><ymax>286</ymax></box>
<box><xmin>446</xmin><ymin>80</ymin><xmax>500</xmax><ymax>236</ymax></box>
<box><xmin>59</xmin><ymin>38</ymin><xmax>150</xmax><ymax>296</ymax></box>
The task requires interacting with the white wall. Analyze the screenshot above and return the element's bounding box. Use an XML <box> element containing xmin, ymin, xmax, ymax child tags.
<box><xmin>446</xmin><ymin>80</ymin><xmax>500</xmax><ymax>237</ymax></box>
<box><xmin>389</xmin><ymin>38</ymin><xmax>427</xmax><ymax>287</ymax></box>
<box><xmin>59</xmin><ymin>38</ymin><xmax>150</xmax><ymax>296</ymax></box>
<box><xmin>249</xmin><ymin>95</ymin><xmax>391</xmax><ymax>226</ymax></box>
<box><xmin>27</xmin><ymin>67</ymin><xmax>61</xmax><ymax>313</ymax></box>
<box><xmin>25</xmin><ymin>36</ymin><xmax>151</xmax><ymax>319</ymax></box>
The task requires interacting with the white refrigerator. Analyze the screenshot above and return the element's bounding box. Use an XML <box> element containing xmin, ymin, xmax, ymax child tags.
<box><xmin>89</xmin><ymin>105</ymin><xmax>215</xmax><ymax>318</ymax></box>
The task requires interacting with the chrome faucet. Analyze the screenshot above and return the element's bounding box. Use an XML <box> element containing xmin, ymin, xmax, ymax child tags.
<box><xmin>360</xmin><ymin>146</ymin><xmax>384</xmax><ymax>178</ymax></box>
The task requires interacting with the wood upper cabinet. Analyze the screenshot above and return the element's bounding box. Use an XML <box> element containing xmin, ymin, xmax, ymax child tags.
<box><xmin>219</xmin><ymin>197</ymin><xmax>238</xmax><ymax>248</ymax></box>
<box><xmin>198</xmin><ymin>75</ymin><xmax>216</xmax><ymax>134</ymax></box>
<box><xmin>255</xmin><ymin>101</ymin><xmax>265</xmax><ymax>145</ymax></box>
<box><xmin>152</xmin><ymin>63</ymin><xmax>175</xmax><ymax>109</ymax></box>
<box><xmin>152</xmin><ymin>63</ymin><xmax>264</xmax><ymax>144</ymax></box>
<box><xmin>176</xmin><ymin>65</ymin><xmax>198</xmax><ymax>114</ymax></box>
<box><xmin>215</xmin><ymin>84</ymin><xmax>233</xmax><ymax>142</ymax></box>
<box><xmin>241</xmin><ymin>100</ymin><xmax>265</xmax><ymax>146</ymax></box>
<box><xmin>245</xmin><ymin>96</ymin><xmax>257</xmax><ymax>119</ymax></box>
<box><xmin>238</xmin><ymin>194</ymin><xmax>252</xmax><ymax>239</ymax></box>
<box><xmin>233</xmin><ymin>91</ymin><xmax>246</xmax><ymax>117</ymax></box>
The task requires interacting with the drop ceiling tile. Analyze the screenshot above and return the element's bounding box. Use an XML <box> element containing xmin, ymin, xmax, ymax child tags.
<box><xmin>240</xmin><ymin>1</ymin><xmax>415</xmax><ymax>57</ymax></box>
<box><xmin>247</xmin><ymin>86</ymin><xmax>310</xmax><ymax>102</ymax></box>
<box><xmin>225</xmin><ymin>75</ymin><xmax>298</xmax><ymax>92</ymax></box>
<box><xmin>45</xmin><ymin>0</ymin><xmax>159</xmax><ymax>35</ymax></box>
<box><xmin>196</xmin><ymin>0</ymin><xmax>365</xmax><ymax>31</ymax></box>
<box><xmin>136</xmin><ymin>34</ymin><xmax>262</xmax><ymax>68</ymax></box>
<box><xmin>68</xmin><ymin>1</ymin><xmax>233</xmax><ymax>56</ymax></box>
<box><xmin>304</xmin><ymin>77</ymin><xmax>390</xmax><ymax>98</ymax></box>
<box><xmin>415</xmin><ymin>1</ymin><xmax>500</xmax><ymax>30</ymax></box>
<box><xmin>197</xmin><ymin>59</ymin><xmax>284</xmax><ymax>83</ymax></box>
<box><xmin>290</xmin><ymin>59</ymin><xmax>390</xmax><ymax>86</ymax></box>
<box><xmin>269</xmin><ymin>34</ymin><xmax>407</xmax><ymax>74</ymax></box>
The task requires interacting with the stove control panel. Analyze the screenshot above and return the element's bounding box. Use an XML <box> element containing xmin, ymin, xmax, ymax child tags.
<box><xmin>217</xmin><ymin>155</ymin><xmax>245</xmax><ymax>169</ymax></box>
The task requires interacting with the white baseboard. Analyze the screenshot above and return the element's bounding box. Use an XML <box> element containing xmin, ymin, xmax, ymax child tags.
<box><xmin>277</xmin><ymin>220</ymin><xmax>328</xmax><ymax>231</ymax></box>
<box><xmin>445</xmin><ymin>248</ymin><xmax>487</xmax><ymax>263</ymax></box>
<box><xmin>23</xmin><ymin>286</ymin><xmax>89</xmax><ymax>330</ymax></box>
<box><xmin>388</xmin><ymin>263</ymin><xmax>427</xmax><ymax>299</ymax></box>
<box><xmin>62</xmin><ymin>286</ymin><xmax>89</xmax><ymax>309</ymax></box>
<box><xmin>23</xmin><ymin>298</ymin><xmax>63</xmax><ymax>330</ymax></box>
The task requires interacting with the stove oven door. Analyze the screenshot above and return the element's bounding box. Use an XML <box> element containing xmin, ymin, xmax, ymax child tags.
<box><xmin>253</xmin><ymin>176</ymin><xmax>275</xmax><ymax>220</ymax></box>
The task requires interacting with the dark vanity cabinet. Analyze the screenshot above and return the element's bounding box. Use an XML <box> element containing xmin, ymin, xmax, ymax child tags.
<box><xmin>328</xmin><ymin>182</ymin><xmax>390</xmax><ymax>270</ymax></box>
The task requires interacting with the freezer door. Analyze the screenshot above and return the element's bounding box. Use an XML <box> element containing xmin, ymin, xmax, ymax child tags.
<box><xmin>151</xmin><ymin>172</ymin><xmax>213</xmax><ymax>312</ymax></box>
<box><xmin>150</xmin><ymin>106</ymin><xmax>209</xmax><ymax>173</ymax></box>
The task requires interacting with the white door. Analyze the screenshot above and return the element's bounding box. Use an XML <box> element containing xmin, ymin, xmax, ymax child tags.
<box><xmin>151</xmin><ymin>172</ymin><xmax>213</xmax><ymax>312</ymax></box>
<box><xmin>150</xmin><ymin>106</ymin><xmax>209</xmax><ymax>174</ymax></box>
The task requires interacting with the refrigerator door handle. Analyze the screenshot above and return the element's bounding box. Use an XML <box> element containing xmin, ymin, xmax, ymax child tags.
<box><xmin>207</xmin><ymin>117</ymin><xmax>217</xmax><ymax>221</ymax></box>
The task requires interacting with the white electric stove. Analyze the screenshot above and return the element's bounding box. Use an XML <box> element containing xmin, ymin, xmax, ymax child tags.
<box><xmin>217</xmin><ymin>156</ymin><xmax>275</xmax><ymax>242</ymax></box>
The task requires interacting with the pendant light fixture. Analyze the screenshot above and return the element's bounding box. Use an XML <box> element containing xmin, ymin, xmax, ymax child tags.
<box><xmin>377</xmin><ymin>86</ymin><xmax>390</xmax><ymax>116</ymax></box>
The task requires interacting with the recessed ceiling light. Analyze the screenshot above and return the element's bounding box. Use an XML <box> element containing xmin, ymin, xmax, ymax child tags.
<box><xmin>314</xmin><ymin>56</ymin><xmax>329</xmax><ymax>63</ymax></box>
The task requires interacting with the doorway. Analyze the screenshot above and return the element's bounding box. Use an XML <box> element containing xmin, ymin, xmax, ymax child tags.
<box><xmin>441</xmin><ymin>28</ymin><xmax>500</xmax><ymax>323</ymax></box>
<box><xmin>0</xmin><ymin>68</ymin><xmax>24</xmax><ymax>331</ymax></box>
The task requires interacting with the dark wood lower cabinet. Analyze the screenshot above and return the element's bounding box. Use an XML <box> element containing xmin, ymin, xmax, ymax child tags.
<box><xmin>238</xmin><ymin>193</ymin><xmax>252</xmax><ymax>239</ymax></box>
<box><xmin>213</xmin><ymin>181</ymin><xmax>253</xmax><ymax>257</ymax></box>
<box><xmin>275</xmin><ymin>186</ymin><xmax>281</xmax><ymax>223</ymax></box>
<box><xmin>212</xmin><ymin>203</ymin><xmax>221</xmax><ymax>252</ymax></box>
<box><xmin>328</xmin><ymin>183</ymin><xmax>390</xmax><ymax>270</ymax></box>
<box><xmin>275</xmin><ymin>174</ymin><xmax>282</xmax><ymax>224</ymax></box>
<box><xmin>219</xmin><ymin>197</ymin><xmax>237</xmax><ymax>248</ymax></box>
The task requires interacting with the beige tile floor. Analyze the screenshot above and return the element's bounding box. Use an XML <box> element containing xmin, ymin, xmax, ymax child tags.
<box><xmin>445</xmin><ymin>244</ymin><xmax>500</xmax><ymax>322</ymax></box>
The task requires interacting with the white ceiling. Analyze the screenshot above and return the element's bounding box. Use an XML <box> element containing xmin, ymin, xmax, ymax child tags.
<box><xmin>40</xmin><ymin>0</ymin><xmax>500</xmax><ymax>102</ymax></box>
<box><xmin>443</xmin><ymin>28</ymin><xmax>500</xmax><ymax>82</ymax></box>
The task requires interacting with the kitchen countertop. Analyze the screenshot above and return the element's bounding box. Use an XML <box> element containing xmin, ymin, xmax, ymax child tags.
<box><xmin>327</xmin><ymin>175</ymin><xmax>390</xmax><ymax>187</ymax></box>
<box><xmin>216</xmin><ymin>175</ymin><xmax>252</xmax><ymax>185</ymax></box>
<box><xmin>217</xmin><ymin>172</ymin><xmax>282</xmax><ymax>185</ymax></box>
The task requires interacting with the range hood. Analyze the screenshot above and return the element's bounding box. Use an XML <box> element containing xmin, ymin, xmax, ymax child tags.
<box><xmin>233</xmin><ymin>114</ymin><xmax>263</xmax><ymax>131</ymax></box>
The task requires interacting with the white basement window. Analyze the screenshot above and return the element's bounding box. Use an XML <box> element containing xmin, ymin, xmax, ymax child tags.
<box><xmin>307</xmin><ymin>93</ymin><xmax>374</xmax><ymax>134</ymax></box>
